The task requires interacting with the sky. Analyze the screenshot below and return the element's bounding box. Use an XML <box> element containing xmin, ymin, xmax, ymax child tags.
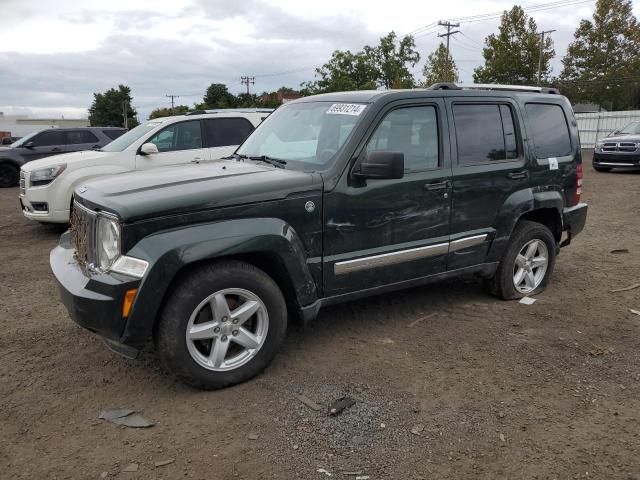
<box><xmin>0</xmin><ymin>0</ymin><xmax>637</xmax><ymax>121</ymax></box>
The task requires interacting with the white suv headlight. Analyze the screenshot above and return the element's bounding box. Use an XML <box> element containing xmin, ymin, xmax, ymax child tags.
<box><xmin>30</xmin><ymin>164</ymin><xmax>67</xmax><ymax>185</ymax></box>
<box><xmin>96</xmin><ymin>214</ymin><xmax>121</xmax><ymax>271</ymax></box>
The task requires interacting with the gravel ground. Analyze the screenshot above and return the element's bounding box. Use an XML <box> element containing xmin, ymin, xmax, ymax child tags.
<box><xmin>1</xmin><ymin>151</ymin><xmax>640</xmax><ymax>479</ymax></box>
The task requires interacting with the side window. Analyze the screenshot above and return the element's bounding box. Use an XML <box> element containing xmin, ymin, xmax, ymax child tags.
<box><xmin>31</xmin><ymin>130</ymin><xmax>65</xmax><ymax>147</ymax></box>
<box><xmin>525</xmin><ymin>103</ymin><xmax>571</xmax><ymax>158</ymax></box>
<box><xmin>147</xmin><ymin>121</ymin><xmax>203</xmax><ymax>152</ymax></box>
<box><xmin>366</xmin><ymin>106</ymin><xmax>439</xmax><ymax>171</ymax></box>
<box><xmin>204</xmin><ymin>118</ymin><xmax>255</xmax><ymax>148</ymax></box>
<box><xmin>66</xmin><ymin>130</ymin><xmax>99</xmax><ymax>145</ymax></box>
<box><xmin>103</xmin><ymin>129</ymin><xmax>125</xmax><ymax>140</ymax></box>
<box><xmin>453</xmin><ymin>104</ymin><xmax>519</xmax><ymax>164</ymax></box>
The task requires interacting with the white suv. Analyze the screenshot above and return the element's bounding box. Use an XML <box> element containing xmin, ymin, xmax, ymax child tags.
<box><xmin>19</xmin><ymin>109</ymin><xmax>271</xmax><ymax>223</ymax></box>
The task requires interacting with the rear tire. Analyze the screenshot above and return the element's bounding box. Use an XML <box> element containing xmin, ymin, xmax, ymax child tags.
<box><xmin>155</xmin><ymin>260</ymin><xmax>287</xmax><ymax>390</ymax></box>
<box><xmin>593</xmin><ymin>165</ymin><xmax>612</xmax><ymax>172</ymax></box>
<box><xmin>488</xmin><ymin>220</ymin><xmax>556</xmax><ymax>300</ymax></box>
<box><xmin>0</xmin><ymin>163</ymin><xmax>19</xmax><ymax>188</ymax></box>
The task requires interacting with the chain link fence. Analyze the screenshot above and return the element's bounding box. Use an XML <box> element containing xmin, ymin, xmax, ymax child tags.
<box><xmin>575</xmin><ymin>110</ymin><xmax>640</xmax><ymax>148</ymax></box>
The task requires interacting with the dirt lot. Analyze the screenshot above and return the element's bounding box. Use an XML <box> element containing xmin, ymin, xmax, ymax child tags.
<box><xmin>2</xmin><ymin>152</ymin><xmax>640</xmax><ymax>479</ymax></box>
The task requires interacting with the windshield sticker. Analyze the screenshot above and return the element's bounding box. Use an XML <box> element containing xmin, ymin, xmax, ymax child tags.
<box><xmin>326</xmin><ymin>103</ymin><xmax>367</xmax><ymax>116</ymax></box>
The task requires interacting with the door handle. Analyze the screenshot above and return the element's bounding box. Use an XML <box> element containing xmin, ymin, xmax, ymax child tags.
<box><xmin>424</xmin><ymin>180</ymin><xmax>451</xmax><ymax>191</ymax></box>
<box><xmin>51</xmin><ymin>148</ymin><xmax>61</xmax><ymax>152</ymax></box>
<box><xmin>191</xmin><ymin>157</ymin><xmax>202</xmax><ymax>164</ymax></box>
<box><xmin>507</xmin><ymin>170</ymin><xmax>529</xmax><ymax>180</ymax></box>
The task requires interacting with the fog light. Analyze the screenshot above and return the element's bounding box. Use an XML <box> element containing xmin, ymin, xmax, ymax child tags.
<box><xmin>122</xmin><ymin>288</ymin><xmax>138</xmax><ymax>318</ymax></box>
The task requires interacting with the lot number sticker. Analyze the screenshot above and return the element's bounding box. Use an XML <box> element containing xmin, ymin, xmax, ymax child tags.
<box><xmin>548</xmin><ymin>157</ymin><xmax>558</xmax><ymax>170</ymax></box>
<box><xmin>326</xmin><ymin>103</ymin><xmax>367</xmax><ymax>116</ymax></box>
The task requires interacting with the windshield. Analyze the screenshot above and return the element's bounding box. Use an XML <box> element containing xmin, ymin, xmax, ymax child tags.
<box><xmin>10</xmin><ymin>130</ymin><xmax>41</xmax><ymax>147</ymax></box>
<box><xmin>100</xmin><ymin>122</ymin><xmax>161</xmax><ymax>152</ymax></box>
<box><xmin>236</xmin><ymin>101</ymin><xmax>366</xmax><ymax>169</ymax></box>
<box><xmin>616</xmin><ymin>122</ymin><xmax>640</xmax><ymax>135</ymax></box>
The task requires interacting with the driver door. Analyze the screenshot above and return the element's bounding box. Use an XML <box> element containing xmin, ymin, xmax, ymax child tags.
<box><xmin>135</xmin><ymin>120</ymin><xmax>210</xmax><ymax>170</ymax></box>
<box><xmin>20</xmin><ymin>130</ymin><xmax>68</xmax><ymax>162</ymax></box>
<box><xmin>323</xmin><ymin>100</ymin><xmax>453</xmax><ymax>296</ymax></box>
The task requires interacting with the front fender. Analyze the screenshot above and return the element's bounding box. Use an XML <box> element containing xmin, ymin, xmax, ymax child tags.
<box><xmin>487</xmin><ymin>188</ymin><xmax>564</xmax><ymax>262</ymax></box>
<box><xmin>120</xmin><ymin>217</ymin><xmax>318</xmax><ymax>346</ymax></box>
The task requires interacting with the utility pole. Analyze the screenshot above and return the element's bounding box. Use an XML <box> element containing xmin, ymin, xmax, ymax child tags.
<box><xmin>166</xmin><ymin>94</ymin><xmax>180</xmax><ymax>113</ymax></box>
<box><xmin>122</xmin><ymin>101</ymin><xmax>128</xmax><ymax>129</ymax></box>
<box><xmin>537</xmin><ymin>29</ymin><xmax>556</xmax><ymax>86</ymax></box>
<box><xmin>240</xmin><ymin>76</ymin><xmax>255</xmax><ymax>95</ymax></box>
<box><xmin>438</xmin><ymin>21</ymin><xmax>460</xmax><ymax>83</ymax></box>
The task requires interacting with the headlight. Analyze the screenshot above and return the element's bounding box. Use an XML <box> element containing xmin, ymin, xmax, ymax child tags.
<box><xmin>96</xmin><ymin>215</ymin><xmax>120</xmax><ymax>271</ymax></box>
<box><xmin>30</xmin><ymin>164</ymin><xmax>66</xmax><ymax>185</ymax></box>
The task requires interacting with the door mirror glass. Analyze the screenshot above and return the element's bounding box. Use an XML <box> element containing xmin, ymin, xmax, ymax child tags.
<box><xmin>140</xmin><ymin>143</ymin><xmax>159</xmax><ymax>155</ymax></box>
<box><xmin>354</xmin><ymin>151</ymin><xmax>404</xmax><ymax>179</ymax></box>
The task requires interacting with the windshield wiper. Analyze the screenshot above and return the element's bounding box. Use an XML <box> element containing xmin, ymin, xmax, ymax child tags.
<box><xmin>230</xmin><ymin>153</ymin><xmax>287</xmax><ymax>168</ymax></box>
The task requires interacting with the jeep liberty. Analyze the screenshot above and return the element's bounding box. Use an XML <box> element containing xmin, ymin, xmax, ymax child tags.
<box><xmin>51</xmin><ymin>84</ymin><xmax>588</xmax><ymax>389</ymax></box>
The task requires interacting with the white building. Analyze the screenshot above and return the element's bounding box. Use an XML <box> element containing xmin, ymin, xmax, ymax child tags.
<box><xmin>0</xmin><ymin>112</ymin><xmax>90</xmax><ymax>138</ymax></box>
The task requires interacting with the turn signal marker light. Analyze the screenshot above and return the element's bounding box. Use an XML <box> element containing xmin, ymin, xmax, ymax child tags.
<box><xmin>122</xmin><ymin>289</ymin><xmax>138</xmax><ymax>318</ymax></box>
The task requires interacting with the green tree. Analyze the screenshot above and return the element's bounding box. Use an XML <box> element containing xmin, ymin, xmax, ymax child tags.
<box><xmin>88</xmin><ymin>85</ymin><xmax>138</xmax><ymax>128</ymax></box>
<box><xmin>302</xmin><ymin>31</ymin><xmax>420</xmax><ymax>93</ymax></box>
<box><xmin>473</xmin><ymin>6</ymin><xmax>554</xmax><ymax>85</ymax></box>
<box><xmin>422</xmin><ymin>42</ymin><xmax>459</xmax><ymax>85</ymax></box>
<box><xmin>560</xmin><ymin>0</ymin><xmax>640</xmax><ymax>109</ymax></box>
<box><xmin>201</xmin><ymin>83</ymin><xmax>237</xmax><ymax>108</ymax></box>
<box><xmin>367</xmin><ymin>31</ymin><xmax>420</xmax><ymax>89</ymax></box>
<box><xmin>149</xmin><ymin>105</ymin><xmax>190</xmax><ymax>119</ymax></box>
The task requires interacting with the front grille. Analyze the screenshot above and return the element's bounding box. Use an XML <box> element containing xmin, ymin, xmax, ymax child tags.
<box><xmin>19</xmin><ymin>171</ymin><xmax>26</xmax><ymax>196</ymax></box>
<box><xmin>602</xmin><ymin>142</ymin><xmax>638</xmax><ymax>152</ymax></box>
<box><xmin>70</xmin><ymin>200</ymin><xmax>96</xmax><ymax>267</ymax></box>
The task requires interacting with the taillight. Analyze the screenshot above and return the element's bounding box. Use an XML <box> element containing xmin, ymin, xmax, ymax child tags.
<box><xmin>575</xmin><ymin>163</ymin><xmax>583</xmax><ymax>204</ymax></box>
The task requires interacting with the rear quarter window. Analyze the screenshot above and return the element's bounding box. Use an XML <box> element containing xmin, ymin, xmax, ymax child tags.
<box><xmin>525</xmin><ymin>103</ymin><xmax>572</xmax><ymax>158</ymax></box>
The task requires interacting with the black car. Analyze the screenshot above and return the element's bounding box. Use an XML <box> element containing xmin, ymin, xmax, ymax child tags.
<box><xmin>593</xmin><ymin>121</ymin><xmax>640</xmax><ymax>172</ymax></box>
<box><xmin>0</xmin><ymin>127</ymin><xmax>126</xmax><ymax>187</ymax></box>
<box><xmin>51</xmin><ymin>84</ymin><xmax>587</xmax><ymax>389</ymax></box>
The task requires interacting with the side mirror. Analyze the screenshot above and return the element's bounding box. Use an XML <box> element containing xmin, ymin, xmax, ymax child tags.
<box><xmin>140</xmin><ymin>143</ymin><xmax>159</xmax><ymax>155</ymax></box>
<box><xmin>24</xmin><ymin>141</ymin><xmax>35</xmax><ymax>149</ymax></box>
<box><xmin>353</xmin><ymin>151</ymin><xmax>404</xmax><ymax>180</ymax></box>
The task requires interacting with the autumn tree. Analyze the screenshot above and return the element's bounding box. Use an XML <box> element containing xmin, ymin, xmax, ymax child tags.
<box><xmin>88</xmin><ymin>85</ymin><xmax>138</xmax><ymax>128</ymax></box>
<box><xmin>422</xmin><ymin>43</ymin><xmax>459</xmax><ymax>85</ymax></box>
<box><xmin>473</xmin><ymin>6</ymin><xmax>554</xmax><ymax>85</ymax></box>
<box><xmin>560</xmin><ymin>0</ymin><xmax>640</xmax><ymax>109</ymax></box>
<box><xmin>149</xmin><ymin>105</ymin><xmax>190</xmax><ymax>119</ymax></box>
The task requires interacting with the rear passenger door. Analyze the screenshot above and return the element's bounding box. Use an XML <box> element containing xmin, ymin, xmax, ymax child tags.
<box><xmin>136</xmin><ymin>120</ymin><xmax>211</xmax><ymax>169</ymax></box>
<box><xmin>65</xmin><ymin>130</ymin><xmax>100</xmax><ymax>153</ymax></box>
<box><xmin>445</xmin><ymin>99</ymin><xmax>528</xmax><ymax>270</ymax></box>
<box><xmin>203</xmin><ymin>118</ymin><xmax>255</xmax><ymax>159</ymax></box>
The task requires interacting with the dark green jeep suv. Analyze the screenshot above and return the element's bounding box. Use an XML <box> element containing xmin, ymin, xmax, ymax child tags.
<box><xmin>51</xmin><ymin>84</ymin><xmax>587</xmax><ymax>389</ymax></box>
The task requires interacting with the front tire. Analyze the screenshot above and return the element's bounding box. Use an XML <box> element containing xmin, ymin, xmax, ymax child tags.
<box><xmin>0</xmin><ymin>163</ymin><xmax>19</xmax><ymax>188</ymax></box>
<box><xmin>488</xmin><ymin>220</ymin><xmax>556</xmax><ymax>300</ymax></box>
<box><xmin>156</xmin><ymin>260</ymin><xmax>287</xmax><ymax>390</ymax></box>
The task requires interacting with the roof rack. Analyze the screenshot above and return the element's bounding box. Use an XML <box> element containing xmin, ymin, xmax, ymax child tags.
<box><xmin>186</xmin><ymin>108</ymin><xmax>274</xmax><ymax>116</ymax></box>
<box><xmin>428</xmin><ymin>83</ymin><xmax>560</xmax><ymax>94</ymax></box>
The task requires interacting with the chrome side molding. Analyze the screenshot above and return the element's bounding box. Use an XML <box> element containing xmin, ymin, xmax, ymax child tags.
<box><xmin>334</xmin><ymin>233</ymin><xmax>488</xmax><ymax>275</ymax></box>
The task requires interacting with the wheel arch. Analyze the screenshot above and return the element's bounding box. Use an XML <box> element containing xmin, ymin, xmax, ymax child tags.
<box><xmin>120</xmin><ymin>218</ymin><xmax>319</xmax><ymax>347</ymax></box>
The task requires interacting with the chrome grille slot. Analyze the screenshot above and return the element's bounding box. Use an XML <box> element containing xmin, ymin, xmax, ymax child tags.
<box><xmin>70</xmin><ymin>200</ymin><xmax>96</xmax><ymax>267</ymax></box>
<box><xmin>619</xmin><ymin>142</ymin><xmax>637</xmax><ymax>152</ymax></box>
<box><xmin>19</xmin><ymin>171</ymin><xmax>26</xmax><ymax>196</ymax></box>
<box><xmin>602</xmin><ymin>142</ymin><xmax>618</xmax><ymax>152</ymax></box>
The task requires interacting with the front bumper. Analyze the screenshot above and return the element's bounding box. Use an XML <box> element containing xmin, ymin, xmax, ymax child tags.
<box><xmin>560</xmin><ymin>203</ymin><xmax>588</xmax><ymax>247</ymax></box>
<box><xmin>50</xmin><ymin>232</ymin><xmax>143</xmax><ymax>354</ymax></box>
<box><xmin>20</xmin><ymin>182</ymin><xmax>70</xmax><ymax>223</ymax></box>
<box><xmin>593</xmin><ymin>151</ymin><xmax>640</xmax><ymax>168</ymax></box>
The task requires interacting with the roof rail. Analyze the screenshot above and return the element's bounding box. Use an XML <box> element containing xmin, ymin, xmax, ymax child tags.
<box><xmin>458</xmin><ymin>83</ymin><xmax>560</xmax><ymax>94</ymax></box>
<box><xmin>428</xmin><ymin>82</ymin><xmax>462</xmax><ymax>90</ymax></box>
<box><xmin>186</xmin><ymin>108</ymin><xmax>274</xmax><ymax>116</ymax></box>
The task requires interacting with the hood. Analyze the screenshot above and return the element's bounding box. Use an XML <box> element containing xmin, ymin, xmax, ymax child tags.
<box><xmin>0</xmin><ymin>146</ymin><xmax>12</xmax><ymax>153</ymax></box>
<box><xmin>76</xmin><ymin>160</ymin><xmax>323</xmax><ymax>222</ymax></box>
<box><xmin>21</xmin><ymin>149</ymin><xmax>112</xmax><ymax>171</ymax></box>
<box><xmin>602</xmin><ymin>134</ymin><xmax>640</xmax><ymax>143</ymax></box>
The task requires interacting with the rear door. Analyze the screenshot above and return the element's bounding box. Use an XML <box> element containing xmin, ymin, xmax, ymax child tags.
<box><xmin>20</xmin><ymin>130</ymin><xmax>68</xmax><ymax>161</ymax></box>
<box><xmin>65</xmin><ymin>129</ymin><xmax>101</xmax><ymax>153</ymax></box>
<box><xmin>135</xmin><ymin>120</ymin><xmax>211</xmax><ymax>169</ymax></box>
<box><xmin>445</xmin><ymin>98</ymin><xmax>528</xmax><ymax>270</ymax></box>
<box><xmin>203</xmin><ymin>117</ymin><xmax>255</xmax><ymax>159</ymax></box>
